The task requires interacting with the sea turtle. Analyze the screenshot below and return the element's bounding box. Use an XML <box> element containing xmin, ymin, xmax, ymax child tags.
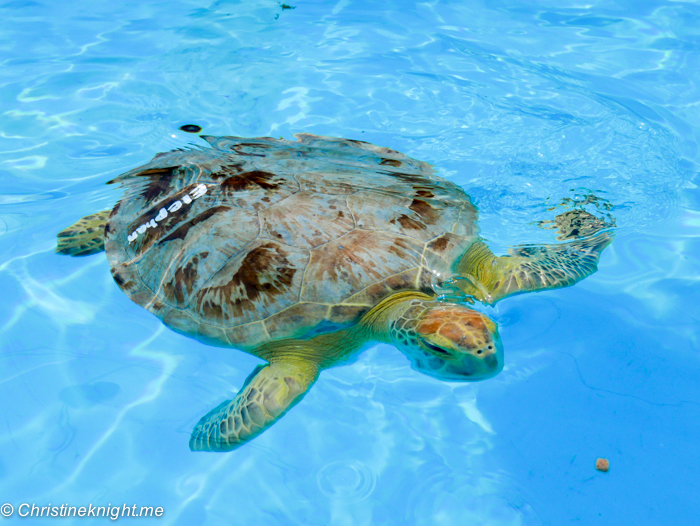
<box><xmin>56</xmin><ymin>133</ymin><xmax>612</xmax><ymax>452</ymax></box>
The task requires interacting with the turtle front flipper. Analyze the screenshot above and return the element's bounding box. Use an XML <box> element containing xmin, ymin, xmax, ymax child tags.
<box><xmin>56</xmin><ymin>210</ymin><xmax>111</xmax><ymax>256</ymax></box>
<box><xmin>457</xmin><ymin>231</ymin><xmax>613</xmax><ymax>305</ymax></box>
<box><xmin>189</xmin><ymin>357</ymin><xmax>319</xmax><ymax>452</ymax></box>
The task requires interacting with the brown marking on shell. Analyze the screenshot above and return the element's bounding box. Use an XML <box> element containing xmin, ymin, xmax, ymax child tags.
<box><xmin>196</xmin><ymin>241</ymin><xmax>307</xmax><ymax>324</ymax></box>
<box><xmin>159</xmin><ymin>205</ymin><xmax>231</xmax><ymax>244</ymax></box>
<box><xmin>348</xmin><ymin>190</ymin><xmax>412</xmax><ymax>230</ymax></box>
<box><xmin>429</xmin><ymin>236</ymin><xmax>449</xmax><ymax>253</ymax></box>
<box><xmin>109</xmin><ymin>202</ymin><xmax>121</xmax><ymax>219</ymax></box>
<box><xmin>111</xmin><ymin>267</ymin><xmax>137</xmax><ymax>292</ymax></box>
<box><xmin>136</xmin><ymin>167</ymin><xmax>179</xmax><ymax>202</ymax></box>
<box><xmin>162</xmin><ymin>254</ymin><xmax>201</xmax><ymax>305</ymax></box>
<box><xmin>380</xmin><ymin>158</ymin><xmax>402</xmax><ymax>167</ymax></box>
<box><xmin>133</xmin><ymin>167</ymin><xmax>178</xmax><ymax>178</ymax></box>
<box><xmin>208</xmin><ymin>163</ymin><xmax>245</xmax><ymax>180</ymax></box>
<box><xmin>217</xmin><ymin>169</ymin><xmax>298</xmax><ymax>210</ymax></box>
<box><xmin>409</xmin><ymin>199</ymin><xmax>440</xmax><ymax>225</ymax></box>
<box><xmin>381</xmin><ymin>170</ymin><xmax>438</xmax><ymax>187</ymax></box>
<box><xmin>385</xmin><ymin>269</ymin><xmax>418</xmax><ymax>291</ymax></box>
<box><xmin>112</xmin><ymin>270</ymin><xmax>125</xmax><ymax>287</ymax></box>
<box><xmin>302</xmin><ymin>230</ymin><xmax>424</xmax><ymax>304</ymax></box>
<box><xmin>424</xmin><ymin>233</ymin><xmax>477</xmax><ymax>277</ymax></box>
<box><xmin>160</xmin><ymin>206</ymin><xmax>231</xmax><ymax>244</ymax></box>
<box><xmin>415</xmin><ymin>189</ymin><xmax>435</xmax><ymax>199</ymax></box>
<box><xmin>392</xmin><ymin>214</ymin><xmax>424</xmax><ymax>231</ymax></box>
<box><xmin>150</xmin><ymin>300</ymin><xmax>167</xmax><ymax>313</ymax></box>
<box><xmin>121</xmin><ymin>275</ymin><xmax>159</xmax><ymax>307</ymax></box>
<box><xmin>221</xmin><ymin>170</ymin><xmax>280</xmax><ymax>193</ymax></box>
<box><xmin>348</xmin><ymin>189</ymin><xmax>460</xmax><ymax>243</ymax></box>
<box><xmin>288</xmin><ymin>135</ymin><xmax>436</xmax><ymax>180</ymax></box>
<box><xmin>259</xmin><ymin>192</ymin><xmax>354</xmax><ymax>249</ymax></box>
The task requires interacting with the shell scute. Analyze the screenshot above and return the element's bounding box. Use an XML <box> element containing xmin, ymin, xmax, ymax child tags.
<box><xmin>342</xmin><ymin>268</ymin><xmax>424</xmax><ymax>307</ymax></box>
<box><xmin>347</xmin><ymin>190</ymin><xmax>462</xmax><ymax>243</ymax></box>
<box><xmin>265</xmin><ymin>302</ymin><xmax>330</xmax><ymax>340</ymax></box>
<box><xmin>424</xmin><ymin>232</ymin><xmax>476</xmax><ymax>276</ymax></box>
<box><xmin>259</xmin><ymin>191</ymin><xmax>354</xmax><ymax>249</ymax></box>
<box><xmin>194</xmin><ymin>240</ymin><xmax>308</xmax><ymax>325</ymax></box>
<box><xmin>217</xmin><ymin>168</ymin><xmax>299</xmax><ymax>211</ymax></box>
<box><xmin>301</xmin><ymin>230</ymin><xmax>424</xmax><ymax>305</ymax></box>
<box><xmin>328</xmin><ymin>304</ymin><xmax>372</xmax><ymax>325</ymax></box>
<box><xmin>225</xmin><ymin>321</ymin><xmax>270</xmax><ymax>350</ymax></box>
<box><xmin>136</xmin><ymin>206</ymin><xmax>259</xmax><ymax>309</ymax></box>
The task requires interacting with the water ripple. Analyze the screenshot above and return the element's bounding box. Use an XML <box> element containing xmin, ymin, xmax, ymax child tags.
<box><xmin>317</xmin><ymin>460</ymin><xmax>376</xmax><ymax>503</ymax></box>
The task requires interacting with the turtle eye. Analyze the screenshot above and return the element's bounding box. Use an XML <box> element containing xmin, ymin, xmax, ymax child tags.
<box><xmin>420</xmin><ymin>339</ymin><xmax>450</xmax><ymax>355</ymax></box>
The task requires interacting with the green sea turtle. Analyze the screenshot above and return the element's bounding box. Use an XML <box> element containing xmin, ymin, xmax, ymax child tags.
<box><xmin>56</xmin><ymin>133</ymin><xmax>612</xmax><ymax>452</ymax></box>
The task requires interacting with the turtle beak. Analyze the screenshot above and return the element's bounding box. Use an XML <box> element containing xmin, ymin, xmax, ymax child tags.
<box><xmin>441</xmin><ymin>332</ymin><xmax>503</xmax><ymax>380</ymax></box>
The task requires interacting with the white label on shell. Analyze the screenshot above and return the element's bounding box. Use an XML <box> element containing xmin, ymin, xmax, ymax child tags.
<box><xmin>126</xmin><ymin>183</ymin><xmax>209</xmax><ymax>244</ymax></box>
<box><xmin>190</xmin><ymin>184</ymin><xmax>207</xmax><ymax>199</ymax></box>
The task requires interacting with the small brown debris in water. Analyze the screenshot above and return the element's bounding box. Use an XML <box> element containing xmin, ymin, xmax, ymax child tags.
<box><xmin>595</xmin><ymin>458</ymin><xmax>609</xmax><ymax>472</ymax></box>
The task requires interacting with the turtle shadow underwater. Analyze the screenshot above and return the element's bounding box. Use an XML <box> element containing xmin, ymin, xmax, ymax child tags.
<box><xmin>56</xmin><ymin>133</ymin><xmax>613</xmax><ymax>452</ymax></box>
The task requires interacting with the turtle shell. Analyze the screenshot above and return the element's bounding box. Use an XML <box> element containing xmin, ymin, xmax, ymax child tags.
<box><xmin>104</xmin><ymin>134</ymin><xmax>479</xmax><ymax>351</ymax></box>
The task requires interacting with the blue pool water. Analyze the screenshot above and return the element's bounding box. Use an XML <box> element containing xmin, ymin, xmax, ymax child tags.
<box><xmin>1</xmin><ymin>0</ymin><xmax>699</xmax><ymax>524</ymax></box>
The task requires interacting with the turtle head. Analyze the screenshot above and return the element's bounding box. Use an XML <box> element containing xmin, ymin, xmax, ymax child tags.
<box><xmin>389</xmin><ymin>299</ymin><xmax>503</xmax><ymax>381</ymax></box>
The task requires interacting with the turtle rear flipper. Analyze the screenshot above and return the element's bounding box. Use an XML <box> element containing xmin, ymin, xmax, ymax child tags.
<box><xmin>457</xmin><ymin>231</ymin><xmax>613</xmax><ymax>305</ymax></box>
<box><xmin>56</xmin><ymin>210</ymin><xmax>110</xmax><ymax>257</ymax></box>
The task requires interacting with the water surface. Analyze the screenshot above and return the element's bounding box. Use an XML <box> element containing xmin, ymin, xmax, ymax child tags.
<box><xmin>0</xmin><ymin>1</ymin><xmax>699</xmax><ymax>524</ymax></box>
